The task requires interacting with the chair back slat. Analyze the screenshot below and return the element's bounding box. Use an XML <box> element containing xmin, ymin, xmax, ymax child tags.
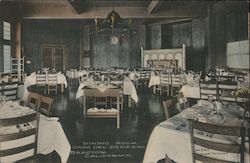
<box><xmin>189</xmin><ymin>119</ymin><xmax>245</xmax><ymax>163</ymax></box>
<box><xmin>0</xmin><ymin>143</ymin><xmax>35</xmax><ymax>158</ymax></box>
<box><xmin>191</xmin><ymin>120</ymin><xmax>243</xmax><ymax>136</ymax></box>
<box><xmin>47</xmin><ymin>73</ymin><xmax>57</xmax><ymax>84</ymax></box>
<box><xmin>162</xmin><ymin>97</ymin><xmax>179</xmax><ymax>120</ymax></box>
<box><xmin>0</xmin><ymin>129</ymin><xmax>36</xmax><ymax>142</ymax></box>
<box><xmin>0</xmin><ymin>113</ymin><xmax>37</xmax><ymax>127</ymax></box>
<box><xmin>38</xmin><ymin>96</ymin><xmax>54</xmax><ymax>116</ymax></box>
<box><xmin>36</xmin><ymin>73</ymin><xmax>46</xmax><ymax>85</ymax></box>
<box><xmin>2</xmin><ymin>82</ymin><xmax>18</xmax><ymax>100</ymax></box>
<box><xmin>199</xmin><ymin>80</ymin><xmax>218</xmax><ymax>100</ymax></box>
<box><xmin>0</xmin><ymin>112</ymin><xmax>40</xmax><ymax>162</ymax></box>
<box><xmin>194</xmin><ymin>137</ymin><xmax>241</xmax><ymax>153</ymax></box>
<box><xmin>218</xmin><ymin>81</ymin><xmax>237</xmax><ymax>102</ymax></box>
<box><xmin>195</xmin><ymin>153</ymin><xmax>233</xmax><ymax>163</ymax></box>
<box><xmin>28</xmin><ymin>92</ymin><xmax>40</xmax><ymax>109</ymax></box>
<box><xmin>160</xmin><ymin>72</ymin><xmax>170</xmax><ymax>85</ymax></box>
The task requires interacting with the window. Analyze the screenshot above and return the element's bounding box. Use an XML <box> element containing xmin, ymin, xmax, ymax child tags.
<box><xmin>3</xmin><ymin>21</ymin><xmax>11</xmax><ymax>73</ymax></box>
<box><xmin>3</xmin><ymin>21</ymin><xmax>11</xmax><ymax>40</ymax></box>
<box><xmin>3</xmin><ymin>45</ymin><xmax>11</xmax><ymax>73</ymax></box>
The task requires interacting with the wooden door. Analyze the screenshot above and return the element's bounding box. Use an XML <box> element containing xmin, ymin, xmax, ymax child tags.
<box><xmin>42</xmin><ymin>47</ymin><xmax>53</xmax><ymax>68</ymax></box>
<box><xmin>41</xmin><ymin>45</ymin><xmax>67</xmax><ymax>72</ymax></box>
<box><xmin>54</xmin><ymin>47</ymin><xmax>64</xmax><ymax>71</ymax></box>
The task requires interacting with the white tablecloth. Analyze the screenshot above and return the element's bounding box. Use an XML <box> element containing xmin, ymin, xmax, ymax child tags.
<box><xmin>66</xmin><ymin>70</ymin><xmax>89</xmax><ymax>79</ymax></box>
<box><xmin>148</xmin><ymin>75</ymin><xmax>160</xmax><ymax>88</ymax></box>
<box><xmin>76</xmin><ymin>77</ymin><xmax>139</xmax><ymax>103</ymax></box>
<box><xmin>0</xmin><ymin>102</ymin><xmax>71</xmax><ymax>163</ymax></box>
<box><xmin>143</xmin><ymin>104</ymin><xmax>249</xmax><ymax>163</ymax></box>
<box><xmin>22</xmin><ymin>72</ymin><xmax>68</xmax><ymax>101</ymax></box>
<box><xmin>180</xmin><ymin>84</ymin><xmax>249</xmax><ymax>102</ymax></box>
<box><xmin>180</xmin><ymin>84</ymin><xmax>200</xmax><ymax>99</ymax></box>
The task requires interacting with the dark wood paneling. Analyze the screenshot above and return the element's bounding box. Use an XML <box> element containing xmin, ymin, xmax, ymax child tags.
<box><xmin>161</xmin><ymin>24</ymin><xmax>172</xmax><ymax>49</ymax></box>
<box><xmin>150</xmin><ymin>25</ymin><xmax>161</xmax><ymax>49</ymax></box>
<box><xmin>208</xmin><ymin>1</ymin><xmax>248</xmax><ymax>69</ymax></box>
<box><xmin>91</xmin><ymin>24</ymin><xmax>140</xmax><ymax>69</ymax></box>
<box><xmin>161</xmin><ymin>19</ymin><xmax>207</xmax><ymax>72</ymax></box>
<box><xmin>21</xmin><ymin>20</ymin><xmax>81</xmax><ymax>72</ymax></box>
<box><xmin>0</xmin><ymin>19</ymin><xmax>3</xmax><ymax>72</ymax></box>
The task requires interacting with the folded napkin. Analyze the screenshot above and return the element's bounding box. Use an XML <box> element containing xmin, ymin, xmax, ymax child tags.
<box><xmin>87</xmin><ymin>108</ymin><xmax>99</xmax><ymax>112</ymax></box>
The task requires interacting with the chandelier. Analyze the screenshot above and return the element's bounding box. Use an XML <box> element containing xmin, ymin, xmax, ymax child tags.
<box><xmin>91</xmin><ymin>0</ymin><xmax>135</xmax><ymax>40</ymax></box>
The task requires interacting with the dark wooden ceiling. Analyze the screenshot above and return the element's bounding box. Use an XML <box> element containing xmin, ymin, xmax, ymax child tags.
<box><xmin>0</xmin><ymin>0</ymin><xmax>247</xmax><ymax>25</ymax></box>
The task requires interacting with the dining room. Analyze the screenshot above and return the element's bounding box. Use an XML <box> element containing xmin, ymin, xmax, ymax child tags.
<box><xmin>0</xmin><ymin>0</ymin><xmax>249</xmax><ymax>163</ymax></box>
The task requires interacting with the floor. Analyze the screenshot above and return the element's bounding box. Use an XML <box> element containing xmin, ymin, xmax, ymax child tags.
<box><xmin>37</xmin><ymin>84</ymin><xmax>167</xmax><ymax>163</ymax></box>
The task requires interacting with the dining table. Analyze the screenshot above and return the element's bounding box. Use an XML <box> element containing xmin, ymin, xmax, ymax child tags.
<box><xmin>0</xmin><ymin>100</ymin><xmax>71</xmax><ymax>163</ymax></box>
<box><xmin>75</xmin><ymin>77</ymin><xmax>138</xmax><ymax>103</ymax></box>
<box><xmin>143</xmin><ymin>101</ymin><xmax>249</xmax><ymax>163</ymax></box>
<box><xmin>22</xmin><ymin>72</ymin><xmax>68</xmax><ymax>101</ymax></box>
<box><xmin>180</xmin><ymin>82</ymin><xmax>249</xmax><ymax>102</ymax></box>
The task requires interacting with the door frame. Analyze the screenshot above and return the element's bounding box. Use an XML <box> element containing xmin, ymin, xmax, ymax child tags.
<box><xmin>41</xmin><ymin>44</ymin><xmax>68</xmax><ymax>72</ymax></box>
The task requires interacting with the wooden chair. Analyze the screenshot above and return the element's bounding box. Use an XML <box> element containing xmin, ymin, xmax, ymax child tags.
<box><xmin>27</xmin><ymin>91</ymin><xmax>40</xmax><ymax>110</ymax></box>
<box><xmin>199</xmin><ymin>80</ymin><xmax>218</xmax><ymax>100</ymax></box>
<box><xmin>2</xmin><ymin>82</ymin><xmax>19</xmax><ymax>100</ymax></box>
<box><xmin>138</xmin><ymin>71</ymin><xmax>147</xmax><ymax>89</ymax></box>
<box><xmin>0</xmin><ymin>112</ymin><xmax>40</xmax><ymax>162</ymax></box>
<box><xmin>0</xmin><ymin>82</ymin><xmax>3</xmax><ymax>96</ymax></box>
<box><xmin>110</xmin><ymin>87</ymin><xmax>124</xmax><ymax>111</ymax></box>
<box><xmin>162</xmin><ymin>97</ymin><xmax>181</xmax><ymax>120</ymax></box>
<box><xmin>138</xmin><ymin>71</ymin><xmax>151</xmax><ymax>90</ymax></box>
<box><xmin>38</xmin><ymin>95</ymin><xmax>54</xmax><ymax>116</ymax></box>
<box><xmin>188</xmin><ymin>119</ymin><xmax>245</xmax><ymax>163</ymax></box>
<box><xmin>177</xmin><ymin>92</ymin><xmax>188</xmax><ymax>110</ymax></box>
<box><xmin>158</xmin><ymin>72</ymin><xmax>171</xmax><ymax>96</ymax></box>
<box><xmin>47</xmin><ymin>73</ymin><xmax>58</xmax><ymax>94</ymax></box>
<box><xmin>36</xmin><ymin>73</ymin><xmax>46</xmax><ymax>94</ymax></box>
<box><xmin>171</xmin><ymin>73</ymin><xmax>182</xmax><ymax>96</ymax></box>
<box><xmin>218</xmin><ymin>81</ymin><xmax>237</xmax><ymax>102</ymax></box>
<box><xmin>110</xmin><ymin>73</ymin><xmax>124</xmax><ymax>85</ymax></box>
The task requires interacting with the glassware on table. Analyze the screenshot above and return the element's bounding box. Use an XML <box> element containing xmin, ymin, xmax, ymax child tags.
<box><xmin>0</xmin><ymin>96</ymin><xmax>7</xmax><ymax>106</ymax></box>
<box><xmin>207</xmin><ymin>95</ymin><xmax>215</xmax><ymax>112</ymax></box>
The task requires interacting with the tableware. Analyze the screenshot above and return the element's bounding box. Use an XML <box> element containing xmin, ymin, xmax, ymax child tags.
<box><xmin>47</xmin><ymin>117</ymin><xmax>59</xmax><ymax>121</ymax></box>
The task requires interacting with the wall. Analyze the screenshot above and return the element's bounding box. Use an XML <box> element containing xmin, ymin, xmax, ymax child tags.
<box><xmin>90</xmin><ymin>22</ymin><xmax>141</xmax><ymax>69</ymax></box>
<box><xmin>208</xmin><ymin>1</ymin><xmax>248</xmax><ymax>69</ymax></box>
<box><xmin>150</xmin><ymin>25</ymin><xmax>161</xmax><ymax>49</ymax></box>
<box><xmin>0</xmin><ymin>19</ymin><xmax>3</xmax><ymax>72</ymax></box>
<box><xmin>21</xmin><ymin>20</ymin><xmax>81</xmax><ymax>72</ymax></box>
<box><xmin>161</xmin><ymin>19</ymin><xmax>208</xmax><ymax>72</ymax></box>
<box><xmin>0</xmin><ymin>2</ymin><xmax>20</xmax><ymax>72</ymax></box>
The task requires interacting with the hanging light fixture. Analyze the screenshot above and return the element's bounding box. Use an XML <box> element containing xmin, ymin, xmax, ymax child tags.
<box><xmin>91</xmin><ymin>0</ymin><xmax>135</xmax><ymax>42</ymax></box>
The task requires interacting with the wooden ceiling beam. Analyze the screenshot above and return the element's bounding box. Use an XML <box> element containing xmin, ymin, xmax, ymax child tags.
<box><xmin>65</xmin><ymin>0</ymin><xmax>86</xmax><ymax>14</ymax></box>
<box><xmin>142</xmin><ymin>18</ymin><xmax>193</xmax><ymax>26</ymax></box>
<box><xmin>148</xmin><ymin>0</ymin><xmax>164</xmax><ymax>14</ymax></box>
<box><xmin>62</xmin><ymin>0</ymin><xmax>78</xmax><ymax>14</ymax></box>
<box><xmin>21</xmin><ymin>5</ymin><xmax>208</xmax><ymax>19</ymax></box>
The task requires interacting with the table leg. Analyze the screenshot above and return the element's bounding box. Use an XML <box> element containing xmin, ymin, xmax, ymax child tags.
<box><xmin>128</xmin><ymin>95</ymin><xmax>131</xmax><ymax>108</ymax></box>
<box><xmin>61</xmin><ymin>84</ymin><xmax>64</xmax><ymax>93</ymax></box>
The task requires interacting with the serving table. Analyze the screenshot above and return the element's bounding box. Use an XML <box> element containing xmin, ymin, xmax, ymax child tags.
<box><xmin>82</xmin><ymin>86</ymin><xmax>122</xmax><ymax>129</ymax></box>
<box><xmin>76</xmin><ymin>77</ymin><xmax>138</xmax><ymax>103</ymax></box>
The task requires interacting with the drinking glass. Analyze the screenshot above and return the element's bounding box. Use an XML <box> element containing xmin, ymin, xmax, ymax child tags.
<box><xmin>207</xmin><ymin>95</ymin><xmax>215</xmax><ymax>113</ymax></box>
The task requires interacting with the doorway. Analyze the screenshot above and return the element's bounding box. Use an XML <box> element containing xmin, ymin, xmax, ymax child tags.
<box><xmin>41</xmin><ymin>44</ymin><xmax>68</xmax><ymax>72</ymax></box>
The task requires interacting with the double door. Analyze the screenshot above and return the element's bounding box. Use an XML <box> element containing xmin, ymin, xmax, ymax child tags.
<box><xmin>42</xmin><ymin>45</ymin><xmax>68</xmax><ymax>72</ymax></box>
